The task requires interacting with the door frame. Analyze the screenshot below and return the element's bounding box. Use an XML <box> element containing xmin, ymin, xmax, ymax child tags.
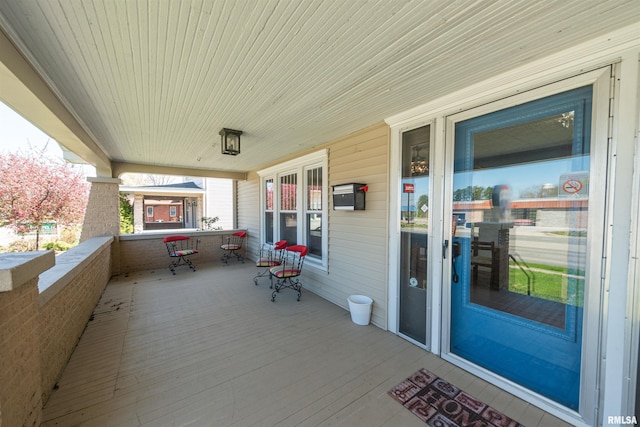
<box><xmin>388</xmin><ymin>120</ymin><xmax>441</xmax><ymax>350</ymax></box>
<box><xmin>438</xmin><ymin>68</ymin><xmax>611</xmax><ymax>425</ymax></box>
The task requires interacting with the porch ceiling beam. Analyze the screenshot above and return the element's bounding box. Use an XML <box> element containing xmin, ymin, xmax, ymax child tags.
<box><xmin>111</xmin><ymin>161</ymin><xmax>247</xmax><ymax>181</ymax></box>
<box><xmin>0</xmin><ymin>28</ymin><xmax>112</xmax><ymax>176</ymax></box>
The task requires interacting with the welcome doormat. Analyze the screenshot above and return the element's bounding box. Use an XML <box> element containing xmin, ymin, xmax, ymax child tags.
<box><xmin>388</xmin><ymin>368</ymin><xmax>524</xmax><ymax>427</ymax></box>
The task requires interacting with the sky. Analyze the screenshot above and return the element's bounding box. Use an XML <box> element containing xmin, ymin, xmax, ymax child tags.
<box><xmin>0</xmin><ymin>101</ymin><xmax>64</xmax><ymax>158</ymax></box>
<box><xmin>0</xmin><ymin>101</ymin><xmax>96</xmax><ymax>176</ymax></box>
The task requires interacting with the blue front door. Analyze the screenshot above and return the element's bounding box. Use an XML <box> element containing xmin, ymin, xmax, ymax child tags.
<box><xmin>449</xmin><ymin>86</ymin><xmax>592</xmax><ymax>410</ymax></box>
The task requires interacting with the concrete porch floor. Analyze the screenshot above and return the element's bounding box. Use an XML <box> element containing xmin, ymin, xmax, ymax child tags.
<box><xmin>42</xmin><ymin>262</ymin><xmax>572</xmax><ymax>426</ymax></box>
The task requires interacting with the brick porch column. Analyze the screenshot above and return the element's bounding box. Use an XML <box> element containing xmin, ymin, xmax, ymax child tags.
<box><xmin>80</xmin><ymin>177</ymin><xmax>121</xmax><ymax>241</ymax></box>
<box><xmin>133</xmin><ymin>193</ymin><xmax>144</xmax><ymax>234</ymax></box>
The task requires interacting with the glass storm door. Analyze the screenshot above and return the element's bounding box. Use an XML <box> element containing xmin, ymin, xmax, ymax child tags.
<box><xmin>448</xmin><ymin>86</ymin><xmax>593</xmax><ymax>410</ymax></box>
<box><xmin>399</xmin><ymin>125</ymin><xmax>431</xmax><ymax>345</ymax></box>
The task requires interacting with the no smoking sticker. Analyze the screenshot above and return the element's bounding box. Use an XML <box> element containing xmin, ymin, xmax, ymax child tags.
<box><xmin>559</xmin><ymin>173</ymin><xmax>589</xmax><ymax>197</ymax></box>
<box><xmin>562</xmin><ymin>179</ymin><xmax>582</xmax><ymax>194</ymax></box>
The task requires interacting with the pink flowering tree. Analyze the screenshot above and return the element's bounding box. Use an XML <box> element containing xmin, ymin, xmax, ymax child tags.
<box><xmin>0</xmin><ymin>148</ymin><xmax>89</xmax><ymax>250</ymax></box>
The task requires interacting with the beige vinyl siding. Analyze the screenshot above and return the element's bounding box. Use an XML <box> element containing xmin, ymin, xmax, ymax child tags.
<box><xmin>322</xmin><ymin>123</ymin><xmax>389</xmax><ymax>328</ymax></box>
<box><xmin>237</xmin><ymin>173</ymin><xmax>260</xmax><ymax>262</ymax></box>
<box><xmin>237</xmin><ymin>122</ymin><xmax>390</xmax><ymax>328</ymax></box>
<box><xmin>204</xmin><ymin>178</ymin><xmax>234</xmax><ymax>230</ymax></box>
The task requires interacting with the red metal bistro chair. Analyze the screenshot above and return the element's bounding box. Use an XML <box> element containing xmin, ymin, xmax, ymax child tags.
<box><xmin>221</xmin><ymin>231</ymin><xmax>247</xmax><ymax>265</ymax></box>
<box><xmin>164</xmin><ymin>235</ymin><xmax>200</xmax><ymax>274</ymax></box>
<box><xmin>254</xmin><ymin>240</ymin><xmax>287</xmax><ymax>286</ymax></box>
<box><xmin>270</xmin><ymin>245</ymin><xmax>308</xmax><ymax>302</ymax></box>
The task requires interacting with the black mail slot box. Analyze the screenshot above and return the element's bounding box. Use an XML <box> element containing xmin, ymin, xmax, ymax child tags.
<box><xmin>332</xmin><ymin>183</ymin><xmax>367</xmax><ymax>210</ymax></box>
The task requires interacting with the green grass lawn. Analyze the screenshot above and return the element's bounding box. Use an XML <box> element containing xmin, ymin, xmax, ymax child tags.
<box><xmin>508</xmin><ymin>264</ymin><xmax>584</xmax><ymax>306</ymax></box>
<box><xmin>511</xmin><ymin>260</ymin><xmax>585</xmax><ymax>276</ymax></box>
<box><xmin>548</xmin><ymin>230</ymin><xmax>588</xmax><ymax>238</ymax></box>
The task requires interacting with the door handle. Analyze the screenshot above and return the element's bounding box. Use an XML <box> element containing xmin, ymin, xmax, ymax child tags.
<box><xmin>443</xmin><ymin>239</ymin><xmax>449</xmax><ymax>259</ymax></box>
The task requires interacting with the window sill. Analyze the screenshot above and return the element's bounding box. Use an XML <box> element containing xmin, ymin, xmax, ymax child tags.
<box><xmin>304</xmin><ymin>258</ymin><xmax>328</xmax><ymax>273</ymax></box>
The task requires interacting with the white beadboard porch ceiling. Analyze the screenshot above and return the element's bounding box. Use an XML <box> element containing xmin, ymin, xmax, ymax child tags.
<box><xmin>0</xmin><ymin>0</ymin><xmax>639</xmax><ymax>175</ymax></box>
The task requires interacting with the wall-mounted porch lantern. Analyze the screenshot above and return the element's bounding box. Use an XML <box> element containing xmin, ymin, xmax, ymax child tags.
<box><xmin>219</xmin><ymin>128</ymin><xmax>243</xmax><ymax>155</ymax></box>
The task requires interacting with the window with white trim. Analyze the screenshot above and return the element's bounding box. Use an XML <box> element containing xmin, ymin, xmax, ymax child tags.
<box><xmin>258</xmin><ymin>150</ymin><xmax>328</xmax><ymax>268</ymax></box>
<box><xmin>306</xmin><ymin>166</ymin><xmax>323</xmax><ymax>258</ymax></box>
<box><xmin>280</xmin><ymin>172</ymin><xmax>298</xmax><ymax>245</ymax></box>
<box><xmin>264</xmin><ymin>178</ymin><xmax>274</xmax><ymax>243</ymax></box>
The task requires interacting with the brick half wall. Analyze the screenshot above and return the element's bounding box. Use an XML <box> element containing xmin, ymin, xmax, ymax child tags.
<box><xmin>38</xmin><ymin>237</ymin><xmax>113</xmax><ymax>404</ymax></box>
<box><xmin>117</xmin><ymin>230</ymin><xmax>248</xmax><ymax>274</ymax></box>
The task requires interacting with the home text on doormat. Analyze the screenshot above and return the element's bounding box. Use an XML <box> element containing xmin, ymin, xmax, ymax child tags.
<box><xmin>388</xmin><ymin>368</ymin><xmax>524</xmax><ymax>427</ymax></box>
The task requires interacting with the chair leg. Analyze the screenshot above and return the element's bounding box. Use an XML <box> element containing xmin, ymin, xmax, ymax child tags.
<box><xmin>169</xmin><ymin>256</ymin><xmax>183</xmax><ymax>275</ymax></box>
<box><xmin>183</xmin><ymin>257</ymin><xmax>196</xmax><ymax>272</ymax></box>
<box><xmin>254</xmin><ymin>267</ymin><xmax>269</xmax><ymax>285</ymax></box>
<box><xmin>293</xmin><ymin>278</ymin><xmax>302</xmax><ymax>301</ymax></box>
<box><xmin>169</xmin><ymin>256</ymin><xmax>196</xmax><ymax>274</ymax></box>
<box><xmin>271</xmin><ymin>277</ymin><xmax>302</xmax><ymax>302</ymax></box>
<box><xmin>271</xmin><ymin>278</ymin><xmax>283</xmax><ymax>301</ymax></box>
<box><xmin>221</xmin><ymin>252</ymin><xmax>228</xmax><ymax>265</ymax></box>
<box><xmin>223</xmin><ymin>249</ymin><xmax>245</xmax><ymax>265</ymax></box>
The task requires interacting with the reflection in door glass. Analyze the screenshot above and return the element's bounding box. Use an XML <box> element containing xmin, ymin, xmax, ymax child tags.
<box><xmin>399</xmin><ymin>125</ymin><xmax>430</xmax><ymax>345</ymax></box>
<box><xmin>454</xmin><ymin>111</ymin><xmax>588</xmax><ymax>328</ymax></box>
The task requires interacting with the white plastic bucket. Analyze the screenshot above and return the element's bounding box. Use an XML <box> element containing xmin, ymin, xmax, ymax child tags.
<box><xmin>347</xmin><ymin>295</ymin><xmax>373</xmax><ymax>325</ymax></box>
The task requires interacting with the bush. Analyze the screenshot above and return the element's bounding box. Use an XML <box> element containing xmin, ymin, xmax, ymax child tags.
<box><xmin>120</xmin><ymin>193</ymin><xmax>134</xmax><ymax>234</ymax></box>
<box><xmin>42</xmin><ymin>241</ymin><xmax>74</xmax><ymax>251</ymax></box>
<box><xmin>60</xmin><ymin>226</ymin><xmax>81</xmax><ymax>244</ymax></box>
<box><xmin>201</xmin><ymin>216</ymin><xmax>222</xmax><ymax>230</ymax></box>
<box><xmin>2</xmin><ymin>239</ymin><xmax>37</xmax><ymax>252</ymax></box>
